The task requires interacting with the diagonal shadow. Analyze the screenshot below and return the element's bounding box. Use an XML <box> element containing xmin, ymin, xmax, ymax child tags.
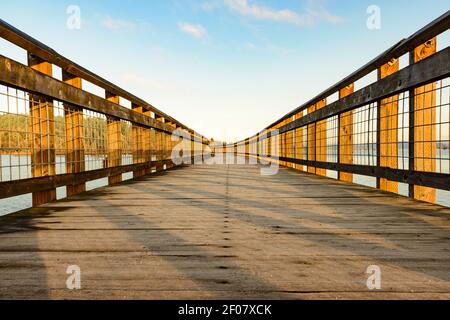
<box><xmin>87</xmin><ymin>177</ymin><xmax>293</xmax><ymax>299</ymax></box>
<box><xmin>126</xmin><ymin>164</ymin><xmax>450</xmax><ymax>284</ymax></box>
<box><xmin>0</xmin><ymin>206</ymin><xmax>55</xmax><ymax>299</ymax></box>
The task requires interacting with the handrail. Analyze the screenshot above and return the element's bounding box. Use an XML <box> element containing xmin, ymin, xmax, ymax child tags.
<box><xmin>0</xmin><ymin>20</ymin><xmax>210</xmax><ymax>206</ymax></box>
<box><xmin>0</xmin><ymin>18</ymin><xmax>204</xmax><ymax>138</ymax></box>
<box><xmin>261</xmin><ymin>10</ymin><xmax>450</xmax><ymax>136</ymax></box>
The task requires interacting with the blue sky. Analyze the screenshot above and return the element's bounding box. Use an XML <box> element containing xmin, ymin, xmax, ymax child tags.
<box><xmin>0</xmin><ymin>1</ymin><xmax>449</xmax><ymax>141</ymax></box>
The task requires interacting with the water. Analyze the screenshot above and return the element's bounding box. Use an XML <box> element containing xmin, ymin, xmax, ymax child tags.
<box><xmin>0</xmin><ymin>154</ymin><xmax>134</xmax><ymax>216</ymax></box>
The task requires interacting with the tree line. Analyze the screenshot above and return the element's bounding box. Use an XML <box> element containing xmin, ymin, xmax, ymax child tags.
<box><xmin>0</xmin><ymin>114</ymin><xmax>131</xmax><ymax>154</ymax></box>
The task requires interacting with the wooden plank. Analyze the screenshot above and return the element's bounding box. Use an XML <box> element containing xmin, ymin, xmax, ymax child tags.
<box><xmin>27</xmin><ymin>53</ymin><xmax>57</xmax><ymax>206</ymax></box>
<box><xmin>62</xmin><ymin>71</ymin><xmax>86</xmax><ymax>197</ymax></box>
<box><xmin>413</xmin><ymin>38</ymin><xmax>437</xmax><ymax>203</ymax></box>
<box><xmin>339</xmin><ymin>84</ymin><xmax>354</xmax><ymax>183</ymax></box>
<box><xmin>379</xmin><ymin>59</ymin><xmax>400</xmax><ymax>193</ymax></box>
<box><xmin>106</xmin><ymin>93</ymin><xmax>122</xmax><ymax>185</ymax></box>
<box><xmin>315</xmin><ymin>99</ymin><xmax>327</xmax><ymax>177</ymax></box>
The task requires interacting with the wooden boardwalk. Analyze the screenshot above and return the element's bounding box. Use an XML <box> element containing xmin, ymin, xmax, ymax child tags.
<box><xmin>1</xmin><ymin>164</ymin><xmax>450</xmax><ymax>300</ymax></box>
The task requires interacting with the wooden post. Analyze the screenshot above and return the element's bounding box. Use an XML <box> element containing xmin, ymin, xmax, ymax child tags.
<box><xmin>285</xmin><ymin>120</ymin><xmax>289</xmax><ymax>167</ymax></box>
<box><xmin>132</xmin><ymin>103</ymin><xmax>146</xmax><ymax>178</ymax></box>
<box><xmin>307</xmin><ymin>104</ymin><xmax>316</xmax><ymax>174</ymax></box>
<box><xmin>245</xmin><ymin>138</ymin><xmax>250</xmax><ymax>157</ymax></box>
<box><xmin>379</xmin><ymin>59</ymin><xmax>400</xmax><ymax>193</ymax></box>
<box><xmin>143</xmin><ymin>127</ymin><xmax>152</xmax><ymax>174</ymax></box>
<box><xmin>295</xmin><ymin>111</ymin><xmax>305</xmax><ymax>172</ymax></box>
<box><xmin>281</xmin><ymin>130</ymin><xmax>285</xmax><ymax>166</ymax></box>
<box><xmin>286</xmin><ymin>119</ymin><xmax>294</xmax><ymax>168</ymax></box>
<box><xmin>167</xmin><ymin>131</ymin><xmax>172</xmax><ymax>162</ymax></box>
<box><xmin>315</xmin><ymin>99</ymin><xmax>327</xmax><ymax>176</ymax></box>
<box><xmin>144</xmin><ymin>110</ymin><xmax>154</xmax><ymax>174</ymax></box>
<box><xmin>62</xmin><ymin>71</ymin><xmax>86</xmax><ymax>197</ymax></box>
<box><xmin>191</xmin><ymin>132</ymin><xmax>195</xmax><ymax>164</ymax></box>
<box><xmin>339</xmin><ymin>84</ymin><xmax>354</xmax><ymax>182</ymax></box>
<box><xmin>106</xmin><ymin>92</ymin><xmax>122</xmax><ymax>185</ymax></box>
<box><xmin>164</xmin><ymin>132</ymin><xmax>170</xmax><ymax>160</ymax></box>
<box><xmin>154</xmin><ymin>116</ymin><xmax>163</xmax><ymax>169</ymax></box>
<box><xmin>158</xmin><ymin>130</ymin><xmax>164</xmax><ymax>169</ymax></box>
<box><xmin>28</xmin><ymin>54</ymin><xmax>57</xmax><ymax>206</ymax></box>
<box><xmin>413</xmin><ymin>38</ymin><xmax>437</xmax><ymax>203</ymax></box>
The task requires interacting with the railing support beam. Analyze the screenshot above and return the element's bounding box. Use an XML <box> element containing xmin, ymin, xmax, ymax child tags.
<box><xmin>315</xmin><ymin>99</ymin><xmax>327</xmax><ymax>177</ymax></box>
<box><xmin>378</xmin><ymin>58</ymin><xmax>400</xmax><ymax>194</ymax></box>
<box><xmin>339</xmin><ymin>84</ymin><xmax>354</xmax><ymax>183</ymax></box>
<box><xmin>412</xmin><ymin>37</ymin><xmax>438</xmax><ymax>203</ymax></box>
<box><xmin>28</xmin><ymin>53</ymin><xmax>57</xmax><ymax>206</ymax></box>
<box><xmin>106</xmin><ymin>92</ymin><xmax>122</xmax><ymax>185</ymax></box>
<box><xmin>62</xmin><ymin>71</ymin><xmax>86</xmax><ymax>197</ymax></box>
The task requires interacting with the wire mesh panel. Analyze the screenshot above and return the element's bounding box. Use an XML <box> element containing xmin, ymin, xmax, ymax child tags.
<box><xmin>0</xmin><ymin>86</ymin><xmax>31</xmax><ymax>182</ymax></box>
<box><xmin>353</xmin><ymin>103</ymin><xmax>378</xmax><ymax>167</ymax></box>
<box><xmin>64</xmin><ymin>104</ymin><xmax>84</xmax><ymax>176</ymax></box>
<box><xmin>54</xmin><ymin>101</ymin><xmax>66</xmax><ymax>175</ymax></box>
<box><xmin>121</xmin><ymin>120</ymin><xmax>133</xmax><ymax>166</ymax></box>
<box><xmin>414</xmin><ymin>78</ymin><xmax>450</xmax><ymax>174</ymax></box>
<box><xmin>435</xmin><ymin>78</ymin><xmax>450</xmax><ymax>175</ymax></box>
<box><xmin>83</xmin><ymin>110</ymin><xmax>107</xmax><ymax>171</ymax></box>
<box><xmin>326</xmin><ymin>116</ymin><xmax>339</xmax><ymax>164</ymax></box>
<box><xmin>28</xmin><ymin>97</ymin><xmax>56</xmax><ymax>180</ymax></box>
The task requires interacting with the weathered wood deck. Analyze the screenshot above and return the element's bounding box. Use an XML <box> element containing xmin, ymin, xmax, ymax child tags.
<box><xmin>1</xmin><ymin>164</ymin><xmax>450</xmax><ymax>300</ymax></box>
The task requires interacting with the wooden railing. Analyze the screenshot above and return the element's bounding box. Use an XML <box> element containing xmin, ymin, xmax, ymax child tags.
<box><xmin>0</xmin><ymin>19</ymin><xmax>209</xmax><ymax>206</ymax></box>
<box><xmin>222</xmin><ymin>11</ymin><xmax>450</xmax><ymax>206</ymax></box>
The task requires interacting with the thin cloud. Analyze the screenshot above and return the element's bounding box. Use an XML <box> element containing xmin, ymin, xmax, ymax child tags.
<box><xmin>223</xmin><ymin>0</ymin><xmax>342</xmax><ymax>26</ymax></box>
<box><xmin>102</xmin><ymin>15</ymin><xmax>137</xmax><ymax>31</ymax></box>
<box><xmin>245</xmin><ymin>42</ymin><xmax>256</xmax><ymax>50</ymax></box>
<box><xmin>178</xmin><ymin>23</ymin><xmax>207</xmax><ymax>39</ymax></box>
<box><xmin>201</xmin><ymin>1</ymin><xmax>219</xmax><ymax>12</ymax></box>
<box><xmin>121</xmin><ymin>72</ymin><xmax>164</xmax><ymax>90</ymax></box>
